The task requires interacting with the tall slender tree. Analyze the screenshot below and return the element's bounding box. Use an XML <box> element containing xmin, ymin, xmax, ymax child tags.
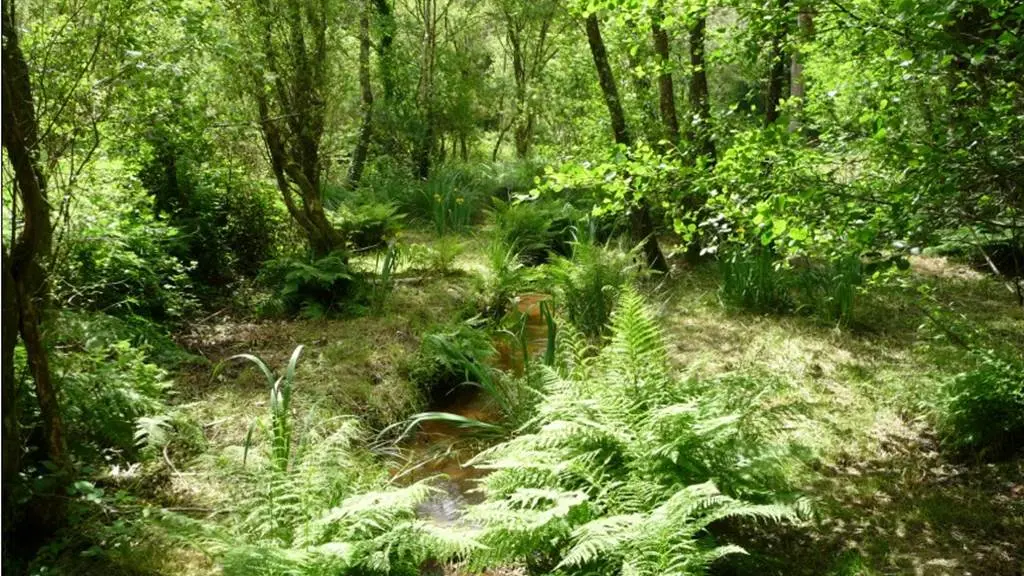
<box><xmin>650</xmin><ymin>0</ymin><xmax>680</xmax><ymax>146</ymax></box>
<box><xmin>584</xmin><ymin>12</ymin><xmax>669</xmax><ymax>273</ymax></box>
<box><xmin>348</xmin><ymin>0</ymin><xmax>374</xmax><ymax>188</ymax></box>
<box><xmin>764</xmin><ymin>0</ymin><xmax>791</xmax><ymax>126</ymax></box>
<box><xmin>687</xmin><ymin>9</ymin><xmax>715</xmax><ymax>164</ymax></box>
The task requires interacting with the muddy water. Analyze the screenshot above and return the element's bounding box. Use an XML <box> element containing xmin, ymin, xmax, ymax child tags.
<box><xmin>401</xmin><ymin>294</ymin><xmax>551</xmax><ymax>525</ymax></box>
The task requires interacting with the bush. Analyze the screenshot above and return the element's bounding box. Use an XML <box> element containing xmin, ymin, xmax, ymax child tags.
<box><xmin>261</xmin><ymin>252</ymin><xmax>362</xmax><ymax>318</ymax></box>
<box><xmin>166</xmin><ymin>349</ymin><xmax>472</xmax><ymax>576</ymax></box>
<box><xmin>489</xmin><ymin>199</ymin><xmax>576</xmax><ymax>266</ymax></box>
<box><xmin>935</xmin><ymin>348</ymin><xmax>1024</xmax><ymax>459</ymax></box>
<box><xmin>334</xmin><ymin>201</ymin><xmax>405</xmax><ymax>251</ymax></box>
<box><xmin>720</xmin><ymin>249</ymin><xmax>866</xmax><ymax>324</ymax></box>
<box><xmin>548</xmin><ymin>240</ymin><xmax>640</xmax><ymax>338</ymax></box>
<box><xmin>409</xmin><ymin>321</ymin><xmax>498</xmax><ymax>408</ymax></box>
<box><xmin>42</xmin><ymin>312</ymin><xmax>173</xmax><ymax>458</ymax></box>
<box><xmin>719</xmin><ymin>249</ymin><xmax>791</xmax><ymax>313</ymax></box>
<box><xmin>57</xmin><ymin>166</ymin><xmax>197</xmax><ymax>321</ymax></box>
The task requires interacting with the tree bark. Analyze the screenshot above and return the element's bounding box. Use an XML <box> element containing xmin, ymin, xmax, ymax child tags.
<box><xmin>651</xmin><ymin>2</ymin><xmax>680</xmax><ymax>146</ymax></box>
<box><xmin>687</xmin><ymin>14</ymin><xmax>716</xmax><ymax>164</ymax></box>
<box><xmin>788</xmin><ymin>5</ymin><xmax>814</xmax><ymax>134</ymax></box>
<box><xmin>765</xmin><ymin>0</ymin><xmax>790</xmax><ymax>126</ymax></box>
<box><xmin>371</xmin><ymin>0</ymin><xmax>395</xmax><ymax>102</ymax></box>
<box><xmin>348</xmin><ymin>0</ymin><xmax>374</xmax><ymax>188</ymax></box>
<box><xmin>414</xmin><ymin>0</ymin><xmax>438</xmax><ymax>179</ymax></box>
<box><xmin>250</xmin><ymin>0</ymin><xmax>344</xmax><ymax>257</ymax></box>
<box><xmin>2</xmin><ymin>0</ymin><xmax>70</xmax><ymax>478</ymax></box>
<box><xmin>584</xmin><ymin>13</ymin><xmax>668</xmax><ymax>273</ymax></box>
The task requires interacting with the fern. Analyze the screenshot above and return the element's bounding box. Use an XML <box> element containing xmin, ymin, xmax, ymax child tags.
<box><xmin>455</xmin><ymin>287</ymin><xmax>804</xmax><ymax>575</ymax></box>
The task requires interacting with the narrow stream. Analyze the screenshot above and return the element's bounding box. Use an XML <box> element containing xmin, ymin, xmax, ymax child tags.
<box><xmin>402</xmin><ymin>294</ymin><xmax>551</xmax><ymax>525</ymax></box>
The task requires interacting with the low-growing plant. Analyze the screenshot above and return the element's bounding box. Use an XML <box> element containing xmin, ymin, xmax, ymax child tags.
<box><xmin>792</xmin><ymin>254</ymin><xmax>864</xmax><ymax>325</ymax></box>
<box><xmin>165</xmin><ymin>347</ymin><xmax>474</xmax><ymax>575</ymax></box>
<box><xmin>261</xmin><ymin>252</ymin><xmax>361</xmax><ymax>318</ymax></box>
<box><xmin>482</xmin><ymin>239</ymin><xmax>532</xmax><ymax>318</ymax></box>
<box><xmin>935</xmin><ymin>348</ymin><xmax>1024</xmax><ymax>459</ymax></box>
<box><xmin>489</xmin><ymin>199</ymin><xmax>576</xmax><ymax>266</ymax></box>
<box><xmin>548</xmin><ymin>239</ymin><xmax>640</xmax><ymax>338</ymax></box>
<box><xmin>333</xmin><ymin>201</ymin><xmax>405</xmax><ymax>251</ymax></box>
<box><xmin>457</xmin><ymin>288</ymin><xmax>804</xmax><ymax>574</ymax></box>
<box><xmin>410</xmin><ymin>321</ymin><xmax>505</xmax><ymax>411</ymax></box>
<box><xmin>719</xmin><ymin>249</ymin><xmax>791</xmax><ymax>313</ymax></box>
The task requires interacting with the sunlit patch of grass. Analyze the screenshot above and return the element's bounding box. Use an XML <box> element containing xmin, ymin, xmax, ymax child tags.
<box><xmin>660</xmin><ymin>257</ymin><xmax>1024</xmax><ymax>575</ymax></box>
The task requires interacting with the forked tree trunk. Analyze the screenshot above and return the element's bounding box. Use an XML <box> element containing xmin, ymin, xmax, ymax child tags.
<box><xmin>651</xmin><ymin>2</ymin><xmax>680</xmax><ymax>146</ymax></box>
<box><xmin>348</xmin><ymin>0</ymin><xmax>374</xmax><ymax>188</ymax></box>
<box><xmin>2</xmin><ymin>1</ymin><xmax>70</xmax><ymax>484</ymax></box>
<box><xmin>251</xmin><ymin>0</ymin><xmax>344</xmax><ymax>257</ymax></box>
<box><xmin>584</xmin><ymin>13</ymin><xmax>669</xmax><ymax>273</ymax></box>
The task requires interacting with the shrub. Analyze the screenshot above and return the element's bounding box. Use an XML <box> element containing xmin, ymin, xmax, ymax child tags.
<box><xmin>57</xmin><ymin>167</ymin><xmax>197</xmax><ymax>320</ymax></box>
<box><xmin>791</xmin><ymin>254</ymin><xmax>864</xmax><ymax>325</ymax></box>
<box><xmin>548</xmin><ymin>240</ymin><xmax>640</xmax><ymax>338</ymax></box>
<box><xmin>409</xmin><ymin>321</ymin><xmax>499</xmax><ymax>409</ymax></box>
<box><xmin>261</xmin><ymin>252</ymin><xmax>362</xmax><ymax>318</ymax></box>
<box><xmin>489</xmin><ymin>199</ymin><xmax>576</xmax><ymax>266</ymax></box>
<box><xmin>333</xmin><ymin>201</ymin><xmax>405</xmax><ymax>251</ymax></box>
<box><xmin>481</xmin><ymin>238</ymin><xmax>532</xmax><ymax>318</ymax></box>
<box><xmin>166</xmin><ymin>348</ymin><xmax>474</xmax><ymax>576</ymax></box>
<box><xmin>458</xmin><ymin>288</ymin><xmax>802</xmax><ymax>574</ymax></box>
<box><xmin>42</xmin><ymin>312</ymin><xmax>173</xmax><ymax>458</ymax></box>
<box><xmin>935</xmin><ymin>348</ymin><xmax>1024</xmax><ymax>459</ymax></box>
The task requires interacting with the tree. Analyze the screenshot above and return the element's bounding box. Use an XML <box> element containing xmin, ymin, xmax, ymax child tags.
<box><xmin>764</xmin><ymin>0</ymin><xmax>790</xmax><ymax>126</ymax></box>
<box><xmin>497</xmin><ymin>0</ymin><xmax>560</xmax><ymax>157</ymax></box>
<box><xmin>347</xmin><ymin>0</ymin><xmax>374</xmax><ymax>188</ymax></box>
<box><xmin>2</xmin><ymin>0</ymin><xmax>71</xmax><ymax>511</ymax></box>
<box><xmin>650</xmin><ymin>0</ymin><xmax>680</xmax><ymax>146</ymax></box>
<box><xmin>235</xmin><ymin>0</ymin><xmax>344</xmax><ymax>256</ymax></box>
<box><xmin>584</xmin><ymin>11</ymin><xmax>669</xmax><ymax>273</ymax></box>
<box><xmin>687</xmin><ymin>6</ymin><xmax>715</xmax><ymax>164</ymax></box>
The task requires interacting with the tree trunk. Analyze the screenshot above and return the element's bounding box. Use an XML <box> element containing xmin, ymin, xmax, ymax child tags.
<box><xmin>2</xmin><ymin>0</ymin><xmax>70</xmax><ymax>476</ymax></box>
<box><xmin>765</xmin><ymin>0</ymin><xmax>790</xmax><ymax>126</ymax></box>
<box><xmin>414</xmin><ymin>0</ymin><xmax>438</xmax><ymax>179</ymax></box>
<box><xmin>509</xmin><ymin>21</ymin><xmax>533</xmax><ymax>158</ymax></box>
<box><xmin>250</xmin><ymin>0</ymin><xmax>344</xmax><ymax>257</ymax></box>
<box><xmin>688</xmin><ymin>15</ymin><xmax>716</xmax><ymax>164</ymax></box>
<box><xmin>371</xmin><ymin>0</ymin><xmax>395</xmax><ymax>102</ymax></box>
<box><xmin>584</xmin><ymin>13</ymin><xmax>668</xmax><ymax>273</ymax></box>
<box><xmin>651</xmin><ymin>2</ymin><xmax>680</xmax><ymax>146</ymax></box>
<box><xmin>348</xmin><ymin>0</ymin><xmax>374</xmax><ymax>188</ymax></box>
<box><xmin>788</xmin><ymin>6</ymin><xmax>814</xmax><ymax>134</ymax></box>
<box><xmin>2</xmin><ymin>253</ymin><xmax>21</xmax><ymax>538</ymax></box>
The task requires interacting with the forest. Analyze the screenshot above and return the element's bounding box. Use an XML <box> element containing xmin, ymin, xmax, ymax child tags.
<box><xmin>2</xmin><ymin>0</ymin><xmax>1023</xmax><ymax>574</ymax></box>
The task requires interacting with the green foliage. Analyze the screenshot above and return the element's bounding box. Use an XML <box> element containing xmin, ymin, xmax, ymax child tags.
<box><xmin>216</xmin><ymin>346</ymin><xmax>305</xmax><ymax>470</ymax></box>
<box><xmin>166</xmin><ymin>418</ymin><xmax>468</xmax><ymax>576</ymax></box>
<box><xmin>458</xmin><ymin>288</ymin><xmax>802</xmax><ymax>574</ymax></box>
<box><xmin>719</xmin><ymin>249</ymin><xmax>791</xmax><ymax>313</ymax></box>
<box><xmin>262</xmin><ymin>252</ymin><xmax>360</xmax><ymax>318</ymax></box>
<box><xmin>548</xmin><ymin>240</ymin><xmax>640</xmax><ymax>338</ymax></box>
<box><xmin>489</xmin><ymin>198</ymin><xmax>576</xmax><ymax>266</ymax></box>
<box><xmin>481</xmin><ymin>237</ymin><xmax>534</xmax><ymax>318</ymax></box>
<box><xmin>719</xmin><ymin>250</ymin><xmax>866</xmax><ymax>325</ymax></box>
<box><xmin>410</xmin><ymin>320</ymin><xmax>505</xmax><ymax>411</ymax></box>
<box><xmin>403</xmin><ymin>236</ymin><xmax>465</xmax><ymax>276</ymax></box>
<box><xmin>331</xmin><ymin>199</ymin><xmax>406</xmax><ymax>251</ymax></box>
<box><xmin>43</xmin><ymin>312</ymin><xmax>174</xmax><ymax>458</ymax></box>
<box><xmin>56</xmin><ymin>163</ymin><xmax>197</xmax><ymax>321</ymax></box>
<box><xmin>935</xmin><ymin>348</ymin><xmax>1024</xmax><ymax>459</ymax></box>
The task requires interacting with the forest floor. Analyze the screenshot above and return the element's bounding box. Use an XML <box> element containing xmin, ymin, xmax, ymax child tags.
<box><xmin>163</xmin><ymin>238</ymin><xmax>1024</xmax><ymax>576</ymax></box>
